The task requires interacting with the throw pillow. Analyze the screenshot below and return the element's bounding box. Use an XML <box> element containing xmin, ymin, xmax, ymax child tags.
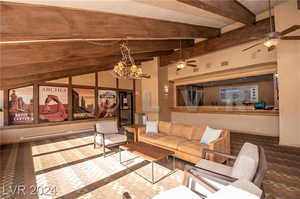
<box><xmin>200</xmin><ymin>126</ymin><xmax>222</xmax><ymax>145</ymax></box>
<box><xmin>145</xmin><ymin>121</ymin><xmax>158</xmax><ymax>134</ymax></box>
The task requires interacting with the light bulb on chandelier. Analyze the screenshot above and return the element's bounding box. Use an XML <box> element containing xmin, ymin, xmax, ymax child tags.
<box><xmin>112</xmin><ymin>40</ymin><xmax>150</xmax><ymax>79</ymax></box>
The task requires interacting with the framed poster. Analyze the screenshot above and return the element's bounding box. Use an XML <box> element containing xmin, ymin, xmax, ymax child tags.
<box><xmin>72</xmin><ymin>88</ymin><xmax>95</xmax><ymax>120</ymax></box>
<box><xmin>39</xmin><ymin>86</ymin><xmax>68</xmax><ymax>122</ymax></box>
<box><xmin>98</xmin><ymin>90</ymin><xmax>117</xmax><ymax>118</ymax></box>
<box><xmin>8</xmin><ymin>86</ymin><xmax>34</xmax><ymax>125</ymax></box>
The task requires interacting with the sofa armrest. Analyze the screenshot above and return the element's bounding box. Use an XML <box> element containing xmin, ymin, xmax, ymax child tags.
<box><xmin>202</xmin><ymin>149</ymin><xmax>237</xmax><ymax>160</ymax></box>
<box><xmin>206</xmin><ymin>130</ymin><xmax>230</xmax><ymax>162</ymax></box>
<box><xmin>137</xmin><ymin>126</ymin><xmax>146</xmax><ymax>137</ymax></box>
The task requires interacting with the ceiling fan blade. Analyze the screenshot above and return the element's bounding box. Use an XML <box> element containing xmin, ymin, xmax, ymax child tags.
<box><xmin>281</xmin><ymin>36</ymin><xmax>300</xmax><ymax>40</ymax></box>
<box><xmin>187</xmin><ymin>64</ymin><xmax>197</xmax><ymax>67</ymax></box>
<box><xmin>268</xmin><ymin>46</ymin><xmax>276</xmax><ymax>51</ymax></box>
<box><xmin>280</xmin><ymin>25</ymin><xmax>300</xmax><ymax>36</ymax></box>
<box><xmin>242</xmin><ymin>42</ymin><xmax>263</xmax><ymax>52</ymax></box>
<box><xmin>186</xmin><ymin>60</ymin><xmax>196</xmax><ymax>63</ymax></box>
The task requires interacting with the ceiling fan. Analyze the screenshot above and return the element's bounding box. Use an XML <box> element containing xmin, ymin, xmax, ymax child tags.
<box><xmin>242</xmin><ymin>0</ymin><xmax>300</xmax><ymax>52</ymax></box>
<box><xmin>175</xmin><ymin>40</ymin><xmax>198</xmax><ymax>71</ymax></box>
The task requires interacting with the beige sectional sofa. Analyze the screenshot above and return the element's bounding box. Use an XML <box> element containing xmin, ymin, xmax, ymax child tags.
<box><xmin>138</xmin><ymin>121</ymin><xmax>230</xmax><ymax>164</ymax></box>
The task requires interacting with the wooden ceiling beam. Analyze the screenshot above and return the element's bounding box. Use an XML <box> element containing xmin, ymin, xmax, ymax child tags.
<box><xmin>1</xmin><ymin>50</ymin><xmax>174</xmax><ymax>88</ymax></box>
<box><xmin>0</xmin><ymin>2</ymin><xmax>220</xmax><ymax>42</ymax></box>
<box><xmin>160</xmin><ymin>17</ymin><xmax>271</xmax><ymax>67</ymax></box>
<box><xmin>2</xmin><ymin>58</ymin><xmax>153</xmax><ymax>89</ymax></box>
<box><xmin>1</xmin><ymin>40</ymin><xmax>191</xmax><ymax>67</ymax></box>
<box><xmin>177</xmin><ymin>0</ymin><xmax>255</xmax><ymax>25</ymax></box>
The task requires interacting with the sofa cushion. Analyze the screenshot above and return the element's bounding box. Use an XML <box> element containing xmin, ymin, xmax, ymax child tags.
<box><xmin>200</xmin><ymin>126</ymin><xmax>222</xmax><ymax>145</ymax></box>
<box><xmin>170</xmin><ymin>123</ymin><xmax>185</xmax><ymax>137</ymax></box>
<box><xmin>191</xmin><ymin>126</ymin><xmax>206</xmax><ymax>140</ymax></box>
<box><xmin>231</xmin><ymin>142</ymin><xmax>259</xmax><ymax>181</ymax></box>
<box><xmin>158</xmin><ymin>121</ymin><xmax>172</xmax><ymax>135</ymax></box>
<box><xmin>139</xmin><ymin>132</ymin><xmax>168</xmax><ymax>143</ymax></box>
<box><xmin>196</xmin><ymin>159</ymin><xmax>232</xmax><ymax>177</ymax></box>
<box><xmin>154</xmin><ymin>136</ymin><xmax>188</xmax><ymax>149</ymax></box>
<box><xmin>181</xmin><ymin>125</ymin><xmax>195</xmax><ymax>140</ymax></box>
<box><xmin>145</xmin><ymin>120</ymin><xmax>158</xmax><ymax>134</ymax></box>
<box><xmin>178</xmin><ymin>141</ymin><xmax>205</xmax><ymax>157</ymax></box>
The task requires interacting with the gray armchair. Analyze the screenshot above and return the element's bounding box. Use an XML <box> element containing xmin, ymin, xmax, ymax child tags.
<box><xmin>123</xmin><ymin>164</ymin><xmax>263</xmax><ymax>199</ymax></box>
<box><xmin>94</xmin><ymin>120</ymin><xmax>127</xmax><ymax>157</ymax></box>
<box><xmin>193</xmin><ymin>142</ymin><xmax>267</xmax><ymax>198</ymax></box>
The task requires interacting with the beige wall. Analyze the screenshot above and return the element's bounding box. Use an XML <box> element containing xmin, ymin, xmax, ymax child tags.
<box><xmin>172</xmin><ymin>112</ymin><xmax>279</xmax><ymax>137</ymax></box>
<box><xmin>275</xmin><ymin>1</ymin><xmax>300</xmax><ymax>147</ymax></box>
<box><xmin>141</xmin><ymin>58</ymin><xmax>159</xmax><ymax>120</ymax></box>
<box><xmin>168</xmin><ymin>40</ymin><xmax>277</xmax><ymax>81</ymax></box>
<box><xmin>98</xmin><ymin>70</ymin><xmax>117</xmax><ymax>88</ymax></box>
<box><xmin>118</xmin><ymin>79</ymin><xmax>134</xmax><ymax>90</ymax></box>
<box><xmin>135</xmin><ymin>80</ymin><xmax>142</xmax><ymax>113</ymax></box>
<box><xmin>46</xmin><ymin>77</ymin><xmax>69</xmax><ymax>84</ymax></box>
<box><xmin>158</xmin><ymin>66</ymin><xmax>171</xmax><ymax>121</ymax></box>
<box><xmin>73</xmin><ymin>73</ymin><xmax>96</xmax><ymax>86</ymax></box>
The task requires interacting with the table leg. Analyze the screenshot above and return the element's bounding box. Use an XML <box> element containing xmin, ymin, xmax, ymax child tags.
<box><xmin>152</xmin><ymin>161</ymin><xmax>154</xmax><ymax>183</ymax></box>
<box><xmin>173</xmin><ymin>155</ymin><xmax>175</xmax><ymax>170</ymax></box>
<box><xmin>119</xmin><ymin>147</ymin><xmax>122</xmax><ymax>163</ymax></box>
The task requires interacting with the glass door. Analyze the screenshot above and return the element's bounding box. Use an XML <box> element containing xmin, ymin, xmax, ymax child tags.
<box><xmin>119</xmin><ymin>91</ymin><xmax>133</xmax><ymax>126</ymax></box>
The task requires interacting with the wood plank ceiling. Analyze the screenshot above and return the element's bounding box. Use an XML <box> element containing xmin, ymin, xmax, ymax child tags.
<box><xmin>0</xmin><ymin>0</ymin><xmax>274</xmax><ymax>89</ymax></box>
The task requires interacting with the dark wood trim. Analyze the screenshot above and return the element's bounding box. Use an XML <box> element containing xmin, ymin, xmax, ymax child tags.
<box><xmin>298</xmin><ymin>0</ymin><xmax>300</xmax><ymax>9</ymax></box>
<box><xmin>3</xmin><ymin>89</ymin><xmax>9</xmax><ymax>126</ymax></box>
<box><xmin>116</xmin><ymin>78</ymin><xmax>119</xmax><ymax>89</ymax></box>
<box><xmin>33</xmin><ymin>83</ymin><xmax>39</xmax><ymax>124</ymax></box>
<box><xmin>68</xmin><ymin>76</ymin><xmax>73</xmax><ymax>121</ymax></box>
<box><xmin>133</xmin><ymin>79</ymin><xmax>136</xmax><ymax>123</ymax></box>
<box><xmin>38</xmin><ymin>82</ymin><xmax>70</xmax><ymax>87</ymax></box>
<box><xmin>177</xmin><ymin>0</ymin><xmax>255</xmax><ymax>25</ymax></box>
<box><xmin>160</xmin><ymin>17</ymin><xmax>271</xmax><ymax>67</ymax></box>
<box><xmin>1</xmin><ymin>2</ymin><xmax>219</xmax><ymax>41</ymax></box>
<box><xmin>95</xmin><ymin>72</ymin><xmax>99</xmax><ymax>119</ymax></box>
<box><xmin>70</xmin><ymin>84</ymin><xmax>95</xmax><ymax>89</ymax></box>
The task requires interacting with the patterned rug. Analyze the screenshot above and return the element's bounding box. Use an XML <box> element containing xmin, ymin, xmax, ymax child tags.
<box><xmin>1</xmin><ymin>132</ymin><xmax>300</xmax><ymax>199</ymax></box>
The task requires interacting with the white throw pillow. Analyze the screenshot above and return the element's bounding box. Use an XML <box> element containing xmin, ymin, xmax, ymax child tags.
<box><xmin>145</xmin><ymin>121</ymin><xmax>158</xmax><ymax>134</ymax></box>
<box><xmin>200</xmin><ymin>126</ymin><xmax>222</xmax><ymax>145</ymax></box>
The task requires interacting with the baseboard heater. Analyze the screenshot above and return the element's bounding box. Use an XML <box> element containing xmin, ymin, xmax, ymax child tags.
<box><xmin>20</xmin><ymin>128</ymin><xmax>94</xmax><ymax>141</ymax></box>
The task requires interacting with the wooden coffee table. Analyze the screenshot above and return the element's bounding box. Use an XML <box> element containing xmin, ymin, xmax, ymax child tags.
<box><xmin>119</xmin><ymin>142</ymin><xmax>176</xmax><ymax>184</ymax></box>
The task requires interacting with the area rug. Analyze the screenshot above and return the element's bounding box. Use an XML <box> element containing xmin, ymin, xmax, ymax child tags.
<box><xmin>31</xmin><ymin>135</ymin><xmax>183</xmax><ymax>199</ymax></box>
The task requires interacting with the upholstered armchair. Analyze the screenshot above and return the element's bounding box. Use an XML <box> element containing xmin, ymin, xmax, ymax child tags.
<box><xmin>123</xmin><ymin>165</ymin><xmax>263</xmax><ymax>199</ymax></box>
<box><xmin>193</xmin><ymin>142</ymin><xmax>267</xmax><ymax>198</ymax></box>
<box><xmin>94</xmin><ymin>120</ymin><xmax>127</xmax><ymax>157</ymax></box>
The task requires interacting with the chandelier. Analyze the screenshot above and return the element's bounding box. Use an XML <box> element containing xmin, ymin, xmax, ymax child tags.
<box><xmin>112</xmin><ymin>41</ymin><xmax>150</xmax><ymax>79</ymax></box>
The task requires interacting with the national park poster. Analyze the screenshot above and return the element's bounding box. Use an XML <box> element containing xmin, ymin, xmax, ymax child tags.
<box><xmin>98</xmin><ymin>90</ymin><xmax>117</xmax><ymax>118</ymax></box>
<box><xmin>39</xmin><ymin>86</ymin><xmax>68</xmax><ymax>122</ymax></box>
<box><xmin>72</xmin><ymin>88</ymin><xmax>95</xmax><ymax>120</ymax></box>
<box><xmin>8</xmin><ymin>86</ymin><xmax>34</xmax><ymax>125</ymax></box>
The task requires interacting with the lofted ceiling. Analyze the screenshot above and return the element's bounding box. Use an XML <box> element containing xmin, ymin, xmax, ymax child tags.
<box><xmin>0</xmin><ymin>0</ymin><xmax>288</xmax><ymax>89</ymax></box>
<box><xmin>4</xmin><ymin>0</ymin><xmax>285</xmax><ymax>28</ymax></box>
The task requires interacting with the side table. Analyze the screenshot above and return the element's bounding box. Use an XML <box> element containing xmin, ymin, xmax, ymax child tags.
<box><xmin>123</xmin><ymin>124</ymin><xmax>145</xmax><ymax>143</ymax></box>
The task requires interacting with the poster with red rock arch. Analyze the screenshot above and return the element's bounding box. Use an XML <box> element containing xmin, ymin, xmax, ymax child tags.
<box><xmin>39</xmin><ymin>86</ymin><xmax>68</xmax><ymax>122</ymax></box>
<box><xmin>8</xmin><ymin>86</ymin><xmax>34</xmax><ymax>125</ymax></box>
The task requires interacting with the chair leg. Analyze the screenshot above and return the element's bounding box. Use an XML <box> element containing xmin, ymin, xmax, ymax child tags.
<box><xmin>103</xmin><ymin>144</ymin><xmax>106</xmax><ymax>157</ymax></box>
